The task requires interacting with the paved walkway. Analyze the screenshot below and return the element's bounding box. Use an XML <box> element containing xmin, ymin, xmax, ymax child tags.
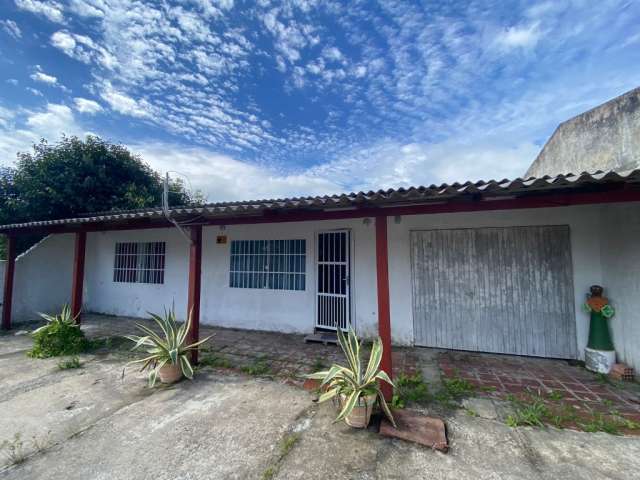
<box><xmin>80</xmin><ymin>314</ymin><xmax>422</xmax><ymax>382</ymax></box>
<box><xmin>440</xmin><ymin>350</ymin><xmax>640</xmax><ymax>429</ymax></box>
<box><xmin>2</xmin><ymin>317</ymin><xmax>640</xmax><ymax>479</ymax></box>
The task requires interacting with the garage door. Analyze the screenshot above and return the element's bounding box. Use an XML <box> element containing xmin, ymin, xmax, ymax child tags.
<box><xmin>411</xmin><ymin>226</ymin><xmax>576</xmax><ymax>358</ymax></box>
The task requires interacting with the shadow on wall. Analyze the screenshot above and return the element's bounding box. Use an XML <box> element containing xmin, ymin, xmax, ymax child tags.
<box><xmin>3</xmin><ymin>234</ymin><xmax>75</xmax><ymax>323</ymax></box>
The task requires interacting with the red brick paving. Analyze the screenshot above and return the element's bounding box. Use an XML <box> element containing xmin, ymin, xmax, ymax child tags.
<box><xmin>439</xmin><ymin>351</ymin><xmax>640</xmax><ymax>427</ymax></box>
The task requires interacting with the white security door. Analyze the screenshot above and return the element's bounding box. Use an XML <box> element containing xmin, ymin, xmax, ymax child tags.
<box><xmin>316</xmin><ymin>230</ymin><xmax>351</xmax><ymax>330</ymax></box>
<box><xmin>411</xmin><ymin>226</ymin><xmax>577</xmax><ymax>358</ymax></box>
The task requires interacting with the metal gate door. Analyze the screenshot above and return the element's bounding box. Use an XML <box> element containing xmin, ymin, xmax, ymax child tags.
<box><xmin>316</xmin><ymin>230</ymin><xmax>351</xmax><ymax>330</ymax></box>
<box><xmin>411</xmin><ymin>226</ymin><xmax>577</xmax><ymax>358</ymax></box>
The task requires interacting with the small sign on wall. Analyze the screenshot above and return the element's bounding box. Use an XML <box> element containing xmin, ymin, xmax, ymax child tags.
<box><xmin>216</xmin><ymin>235</ymin><xmax>228</xmax><ymax>245</ymax></box>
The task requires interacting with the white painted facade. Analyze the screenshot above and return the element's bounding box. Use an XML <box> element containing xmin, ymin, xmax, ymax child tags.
<box><xmin>0</xmin><ymin>234</ymin><xmax>74</xmax><ymax>322</ymax></box>
<box><xmin>4</xmin><ymin>202</ymin><xmax>640</xmax><ymax>371</ymax></box>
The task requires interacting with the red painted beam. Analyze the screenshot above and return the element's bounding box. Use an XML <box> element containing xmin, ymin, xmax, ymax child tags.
<box><xmin>375</xmin><ymin>216</ymin><xmax>393</xmax><ymax>401</ymax></box>
<box><xmin>70</xmin><ymin>231</ymin><xmax>86</xmax><ymax>324</ymax></box>
<box><xmin>187</xmin><ymin>225</ymin><xmax>202</xmax><ymax>364</ymax></box>
<box><xmin>2</xmin><ymin>236</ymin><xmax>16</xmax><ymax>330</ymax></box>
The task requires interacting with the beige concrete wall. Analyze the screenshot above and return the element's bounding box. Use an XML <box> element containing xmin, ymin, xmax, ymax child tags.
<box><xmin>526</xmin><ymin>87</ymin><xmax>640</xmax><ymax>177</ymax></box>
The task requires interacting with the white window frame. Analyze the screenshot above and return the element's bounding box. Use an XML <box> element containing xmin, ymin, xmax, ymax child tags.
<box><xmin>229</xmin><ymin>239</ymin><xmax>306</xmax><ymax>291</ymax></box>
<box><xmin>113</xmin><ymin>241</ymin><xmax>165</xmax><ymax>284</ymax></box>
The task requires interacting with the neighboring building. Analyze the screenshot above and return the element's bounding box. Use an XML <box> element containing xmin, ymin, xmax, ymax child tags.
<box><xmin>2</xmin><ymin>171</ymin><xmax>640</xmax><ymax>374</ymax></box>
<box><xmin>526</xmin><ymin>87</ymin><xmax>640</xmax><ymax>178</ymax></box>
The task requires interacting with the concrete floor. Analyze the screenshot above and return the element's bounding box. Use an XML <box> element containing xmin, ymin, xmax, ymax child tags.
<box><xmin>2</xmin><ymin>319</ymin><xmax>640</xmax><ymax>479</ymax></box>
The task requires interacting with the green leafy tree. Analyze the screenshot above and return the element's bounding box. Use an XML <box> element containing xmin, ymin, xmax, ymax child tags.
<box><xmin>0</xmin><ymin>135</ymin><xmax>203</xmax><ymax>257</ymax></box>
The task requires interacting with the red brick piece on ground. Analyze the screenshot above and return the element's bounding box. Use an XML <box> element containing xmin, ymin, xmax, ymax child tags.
<box><xmin>302</xmin><ymin>378</ymin><xmax>320</xmax><ymax>391</ymax></box>
<box><xmin>379</xmin><ymin>409</ymin><xmax>448</xmax><ymax>452</ymax></box>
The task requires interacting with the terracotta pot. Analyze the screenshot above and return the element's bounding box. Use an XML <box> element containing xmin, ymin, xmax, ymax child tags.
<box><xmin>339</xmin><ymin>393</ymin><xmax>377</xmax><ymax>428</ymax></box>
<box><xmin>158</xmin><ymin>363</ymin><xmax>183</xmax><ymax>384</ymax></box>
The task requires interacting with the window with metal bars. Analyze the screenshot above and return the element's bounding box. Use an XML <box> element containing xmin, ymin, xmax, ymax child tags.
<box><xmin>113</xmin><ymin>242</ymin><xmax>166</xmax><ymax>284</ymax></box>
<box><xmin>229</xmin><ymin>239</ymin><xmax>306</xmax><ymax>291</ymax></box>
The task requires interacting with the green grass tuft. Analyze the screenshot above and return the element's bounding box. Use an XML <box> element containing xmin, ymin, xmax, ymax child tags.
<box><xmin>242</xmin><ymin>357</ymin><xmax>272</xmax><ymax>376</ymax></box>
<box><xmin>57</xmin><ymin>356</ymin><xmax>82</xmax><ymax>370</ymax></box>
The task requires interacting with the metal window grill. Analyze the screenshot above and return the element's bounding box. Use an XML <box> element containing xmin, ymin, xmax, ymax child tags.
<box><xmin>316</xmin><ymin>231</ymin><xmax>350</xmax><ymax>331</ymax></box>
<box><xmin>229</xmin><ymin>239</ymin><xmax>306</xmax><ymax>291</ymax></box>
<box><xmin>113</xmin><ymin>241</ymin><xmax>165</xmax><ymax>284</ymax></box>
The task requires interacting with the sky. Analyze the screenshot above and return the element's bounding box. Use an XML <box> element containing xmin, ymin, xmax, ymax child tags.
<box><xmin>0</xmin><ymin>0</ymin><xmax>639</xmax><ymax>202</ymax></box>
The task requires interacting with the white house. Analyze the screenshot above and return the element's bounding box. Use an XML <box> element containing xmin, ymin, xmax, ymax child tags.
<box><xmin>2</xmin><ymin>170</ymin><xmax>640</xmax><ymax>374</ymax></box>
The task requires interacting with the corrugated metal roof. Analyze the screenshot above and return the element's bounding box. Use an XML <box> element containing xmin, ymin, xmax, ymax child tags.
<box><xmin>2</xmin><ymin>169</ymin><xmax>640</xmax><ymax>232</ymax></box>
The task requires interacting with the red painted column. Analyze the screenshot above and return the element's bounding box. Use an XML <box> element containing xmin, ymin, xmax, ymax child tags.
<box><xmin>187</xmin><ymin>225</ymin><xmax>202</xmax><ymax>364</ymax></box>
<box><xmin>375</xmin><ymin>216</ymin><xmax>393</xmax><ymax>400</ymax></box>
<box><xmin>2</xmin><ymin>235</ymin><xmax>16</xmax><ymax>330</ymax></box>
<box><xmin>70</xmin><ymin>231</ymin><xmax>87</xmax><ymax>324</ymax></box>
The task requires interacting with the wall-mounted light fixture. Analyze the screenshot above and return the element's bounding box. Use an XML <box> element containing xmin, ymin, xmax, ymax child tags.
<box><xmin>362</xmin><ymin>217</ymin><xmax>371</xmax><ymax>226</ymax></box>
<box><xmin>394</xmin><ymin>215</ymin><xmax>402</xmax><ymax>224</ymax></box>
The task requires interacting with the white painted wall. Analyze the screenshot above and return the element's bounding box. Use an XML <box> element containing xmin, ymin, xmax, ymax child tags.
<box><xmin>4</xmin><ymin>201</ymin><xmax>638</xmax><ymax>371</ymax></box>
<box><xmin>80</xmin><ymin>219</ymin><xmax>380</xmax><ymax>337</ymax></box>
<box><xmin>3</xmin><ymin>234</ymin><xmax>75</xmax><ymax>323</ymax></box>
<box><xmin>387</xmin><ymin>205</ymin><xmax>605</xmax><ymax>352</ymax></box>
<box><xmin>84</xmin><ymin>229</ymin><xmax>190</xmax><ymax>319</ymax></box>
<box><xmin>200</xmin><ymin>219</ymin><xmax>377</xmax><ymax>335</ymax></box>
<box><xmin>600</xmin><ymin>203</ymin><xmax>640</xmax><ymax>372</ymax></box>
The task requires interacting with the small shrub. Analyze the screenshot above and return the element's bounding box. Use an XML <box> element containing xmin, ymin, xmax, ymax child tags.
<box><xmin>58</xmin><ymin>356</ymin><xmax>82</xmax><ymax>370</ymax></box>
<box><xmin>28</xmin><ymin>306</ymin><xmax>87</xmax><ymax>359</ymax></box>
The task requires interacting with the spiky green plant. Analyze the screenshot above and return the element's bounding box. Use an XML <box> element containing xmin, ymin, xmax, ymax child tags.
<box><xmin>124</xmin><ymin>308</ymin><xmax>213</xmax><ymax>387</ymax></box>
<box><xmin>306</xmin><ymin>328</ymin><xmax>396</xmax><ymax>427</ymax></box>
<box><xmin>28</xmin><ymin>305</ymin><xmax>87</xmax><ymax>358</ymax></box>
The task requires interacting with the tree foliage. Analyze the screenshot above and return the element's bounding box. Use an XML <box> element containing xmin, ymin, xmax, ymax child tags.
<box><xmin>0</xmin><ymin>135</ymin><xmax>203</xmax><ymax>257</ymax></box>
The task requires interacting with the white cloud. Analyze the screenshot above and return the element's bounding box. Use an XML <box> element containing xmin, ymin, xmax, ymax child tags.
<box><xmin>30</xmin><ymin>71</ymin><xmax>58</xmax><ymax>85</ymax></box>
<box><xmin>495</xmin><ymin>22</ymin><xmax>542</xmax><ymax>50</ymax></box>
<box><xmin>26</xmin><ymin>87</ymin><xmax>43</xmax><ymax>97</ymax></box>
<box><xmin>1</xmin><ymin>20</ymin><xmax>22</xmax><ymax>39</ymax></box>
<box><xmin>50</xmin><ymin>31</ymin><xmax>76</xmax><ymax>55</ymax></box>
<box><xmin>14</xmin><ymin>0</ymin><xmax>64</xmax><ymax>23</ymax></box>
<box><xmin>132</xmin><ymin>143</ymin><xmax>342</xmax><ymax>202</ymax></box>
<box><xmin>0</xmin><ymin>103</ymin><xmax>86</xmax><ymax>166</ymax></box>
<box><xmin>322</xmin><ymin>46</ymin><xmax>344</xmax><ymax>63</ymax></box>
<box><xmin>6</xmin><ymin>79</ymin><xmax>19</xmax><ymax>86</ymax></box>
<box><xmin>69</xmin><ymin>0</ymin><xmax>105</xmax><ymax>17</ymax></box>
<box><xmin>99</xmin><ymin>82</ymin><xmax>153</xmax><ymax>118</ymax></box>
<box><xmin>307</xmin><ymin>139</ymin><xmax>539</xmax><ymax>193</ymax></box>
<box><xmin>74</xmin><ymin>97</ymin><xmax>103</xmax><ymax>114</ymax></box>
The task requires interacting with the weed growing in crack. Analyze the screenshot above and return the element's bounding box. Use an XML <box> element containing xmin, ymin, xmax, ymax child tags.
<box><xmin>199</xmin><ymin>353</ymin><xmax>232</xmax><ymax>369</ymax></box>
<box><xmin>242</xmin><ymin>356</ymin><xmax>272</xmax><ymax>376</ymax></box>
<box><xmin>311</xmin><ymin>358</ymin><xmax>327</xmax><ymax>372</ymax></box>
<box><xmin>506</xmin><ymin>399</ymin><xmax>549</xmax><ymax>427</ymax></box>
<box><xmin>434</xmin><ymin>375</ymin><xmax>476</xmax><ymax>408</ymax></box>
<box><xmin>546</xmin><ymin>390</ymin><xmax>564</xmax><ymax>401</ymax></box>
<box><xmin>261</xmin><ymin>432</ymin><xmax>301</xmax><ymax>479</ymax></box>
<box><xmin>504</xmin><ymin>389</ymin><xmax>639</xmax><ymax>434</ymax></box>
<box><xmin>58</xmin><ymin>356</ymin><xmax>82</xmax><ymax>370</ymax></box>
<box><xmin>394</xmin><ymin>373</ymin><xmax>431</xmax><ymax>407</ymax></box>
<box><xmin>1</xmin><ymin>433</ymin><xmax>26</xmax><ymax>465</ymax></box>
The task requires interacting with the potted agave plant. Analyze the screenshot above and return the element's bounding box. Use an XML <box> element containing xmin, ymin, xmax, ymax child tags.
<box><xmin>307</xmin><ymin>328</ymin><xmax>396</xmax><ymax>429</ymax></box>
<box><xmin>124</xmin><ymin>308</ymin><xmax>212</xmax><ymax>387</ymax></box>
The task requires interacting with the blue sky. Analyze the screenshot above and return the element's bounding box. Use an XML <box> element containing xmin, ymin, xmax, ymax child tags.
<box><xmin>0</xmin><ymin>0</ymin><xmax>639</xmax><ymax>201</ymax></box>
